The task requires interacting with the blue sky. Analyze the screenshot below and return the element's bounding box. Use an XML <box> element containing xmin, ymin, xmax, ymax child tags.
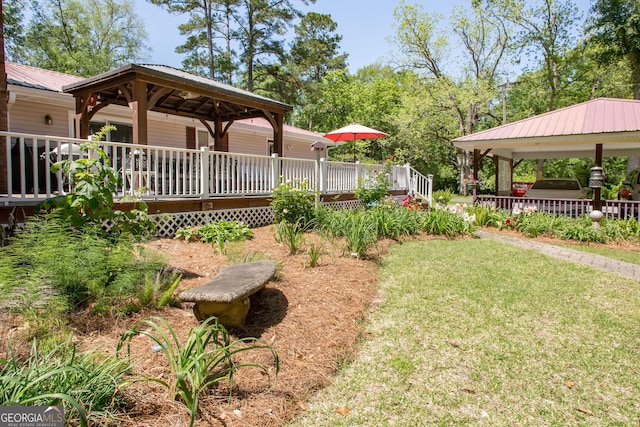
<box><xmin>135</xmin><ymin>0</ymin><xmax>594</xmax><ymax>74</ymax></box>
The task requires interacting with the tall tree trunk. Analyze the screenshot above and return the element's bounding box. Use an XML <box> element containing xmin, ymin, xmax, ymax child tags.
<box><xmin>0</xmin><ymin>1</ymin><xmax>8</xmax><ymax>193</ymax></box>
<box><xmin>206</xmin><ymin>1</ymin><xmax>215</xmax><ymax>80</ymax></box>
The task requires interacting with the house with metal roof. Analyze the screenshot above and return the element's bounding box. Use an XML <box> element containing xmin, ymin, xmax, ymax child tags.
<box><xmin>5</xmin><ymin>62</ymin><xmax>332</xmax><ymax>160</ymax></box>
<box><xmin>0</xmin><ymin>62</ymin><xmax>432</xmax><ymax>233</ymax></box>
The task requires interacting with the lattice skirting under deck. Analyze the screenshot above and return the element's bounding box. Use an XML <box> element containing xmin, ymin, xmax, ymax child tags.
<box><xmin>151</xmin><ymin>199</ymin><xmax>364</xmax><ymax>238</ymax></box>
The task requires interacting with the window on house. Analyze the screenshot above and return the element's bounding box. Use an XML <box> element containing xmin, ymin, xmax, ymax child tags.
<box><xmin>88</xmin><ymin>121</ymin><xmax>132</xmax><ymax>142</ymax></box>
<box><xmin>267</xmin><ymin>139</ymin><xmax>275</xmax><ymax>156</ymax></box>
<box><xmin>197</xmin><ymin>130</ymin><xmax>209</xmax><ymax>148</ymax></box>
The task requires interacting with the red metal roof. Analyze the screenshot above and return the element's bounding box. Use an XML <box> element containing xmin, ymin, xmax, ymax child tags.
<box><xmin>455</xmin><ymin>98</ymin><xmax>640</xmax><ymax>142</ymax></box>
<box><xmin>6</xmin><ymin>62</ymin><xmax>83</xmax><ymax>92</ymax></box>
<box><xmin>237</xmin><ymin>117</ymin><xmax>329</xmax><ymax>139</ymax></box>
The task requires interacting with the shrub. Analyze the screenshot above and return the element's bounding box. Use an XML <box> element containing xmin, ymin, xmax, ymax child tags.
<box><xmin>117</xmin><ymin>316</ymin><xmax>278</xmax><ymax>427</ymax></box>
<box><xmin>37</xmin><ymin>125</ymin><xmax>155</xmax><ymax>238</ymax></box>
<box><xmin>1</xmin><ymin>339</ymin><xmax>131</xmax><ymax>426</ymax></box>
<box><xmin>198</xmin><ymin>221</ymin><xmax>253</xmax><ymax>254</ymax></box>
<box><xmin>270</xmin><ymin>178</ymin><xmax>316</xmax><ymax>228</ymax></box>
<box><xmin>354</xmin><ymin>176</ymin><xmax>389</xmax><ymax>207</ymax></box>
<box><xmin>433</xmin><ymin>189</ymin><xmax>456</xmax><ymax>204</ymax></box>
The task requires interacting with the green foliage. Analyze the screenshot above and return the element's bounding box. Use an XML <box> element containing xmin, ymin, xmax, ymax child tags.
<box><xmin>23</xmin><ymin>0</ymin><xmax>148</xmax><ymax>77</ymax></box>
<box><xmin>270</xmin><ymin>178</ymin><xmax>316</xmax><ymax>228</ymax></box>
<box><xmin>354</xmin><ymin>176</ymin><xmax>389</xmax><ymax>206</ymax></box>
<box><xmin>487</xmin><ymin>211</ymin><xmax>640</xmax><ymax>245</ymax></box>
<box><xmin>305</xmin><ymin>242</ymin><xmax>325</xmax><ymax>268</ymax></box>
<box><xmin>465</xmin><ymin>204</ymin><xmax>506</xmax><ymax>227</ymax></box>
<box><xmin>117</xmin><ymin>316</ymin><xmax>278</xmax><ymax>427</ymax></box>
<box><xmin>274</xmin><ymin>220</ymin><xmax>308</xmax><ymax>255</ymax></box>
<box><xmin>137</xmin><ymin>272</ymin><xmax>182</xmax><ymax>310</ymax></box>
<box><xmin>1</xmin><ymin>340</ymin><xmax>131</xmax><ymax>425</ymax></box>
<box><xmin>433</xmin><ymin>189</ymin><xmax>456</xmax><ymax>204</ymax></box>
<box><xmin>174</xmin><ymin>226</ymin><xmax>196</xmax><ymax>241</ymax></box>
<box><xmin>422</xmin><ymin>208</ymin><xmax>475</xmax><ymax>237</ymax></box>
<box><xmin>38</xmin><ymin>125</ymin><xmax>155</xmax><ymax>238</ymax></box>
<box><xmin>198</xmin><ymin>221</ymin><xmax>253</xmax><ymax>255</ymax></box>
<box><xmin>342</xmin><ymin>211</ymin><xmax>378</xmax><ymax>259</ymax></box>
<box><xmin>0</xmin><ymin>215</ymin><xmax>169</xmax><ymax>319</ymax></box>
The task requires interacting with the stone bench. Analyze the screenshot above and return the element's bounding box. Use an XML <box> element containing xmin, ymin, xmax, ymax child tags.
<box><xmin>178</xmin><ymin>260</ymin><xmax>276</xmax><ymax>328</ymax></box>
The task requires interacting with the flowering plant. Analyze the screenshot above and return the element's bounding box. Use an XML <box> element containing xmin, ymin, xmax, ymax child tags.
<box><xmin>402</xmin><ymin>195</ymin><xmax>421</xmax><ymax>210</ymax></box>
<box><xmin>501</xmin><ymin>216</ymin><xmax>519</xmax><ymax>230</ymax></box>
<box><xmin>270</xmin><ymin>177</ymin><xmax>316</xmax><ymax>228</ymax></box>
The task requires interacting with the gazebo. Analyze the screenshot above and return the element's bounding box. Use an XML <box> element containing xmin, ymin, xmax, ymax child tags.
<box><xmin>453</xmin><ymin>98</ymin><xmax>640</xmax><ymax>199</ymax></box>
<box><xmin>62</xmin><ymin>64</ymin><xmax>292</xmax><ymax>155</ymax></box>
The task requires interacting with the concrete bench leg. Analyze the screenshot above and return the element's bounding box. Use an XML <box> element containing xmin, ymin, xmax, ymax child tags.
<box><xmin>193</xmin><ymin>297</ymin><xmax>251</xmax><ymax>328</ymax></box>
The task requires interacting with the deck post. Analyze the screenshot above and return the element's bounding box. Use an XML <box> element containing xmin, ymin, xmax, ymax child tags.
<box><xmin>271</xmin><ymin>153</ymin><xmax>280</xmax><ymax>189</ymax></box>
<box><xmin>355</xmin><ymin>161</ymin><xmax>361</xmax><ymax>188</ymax></box>
<box><xmin>200</xmin><ymin>147</ymin><xmax>210</xmax><ymax>199</ymax></box>
<box><xmin>319</xmin><ymin>158</ymin><xmax>328</xmax><ymax>194</ymax></box>
<box><xmin>405</xmin><ymin>163</ymin><xmax>412</xmax><ymax>195</ymax></box>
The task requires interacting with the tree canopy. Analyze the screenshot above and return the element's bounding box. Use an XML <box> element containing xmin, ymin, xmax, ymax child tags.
<box><xmin>22</xmin><ymin>0</ymin><xmax>149</xmax><ymax>77</ymax></box>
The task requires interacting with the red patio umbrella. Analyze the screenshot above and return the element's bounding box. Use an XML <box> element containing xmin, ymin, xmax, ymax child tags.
<box><xmin>323</xmin><ymin>123</ymin><xmax>388</xmax><ymax>142</ymax></box>
<box><xmin>323</xmin><ymin>123</ymin><xmax>388</xmax><ymax>161</ymax></box>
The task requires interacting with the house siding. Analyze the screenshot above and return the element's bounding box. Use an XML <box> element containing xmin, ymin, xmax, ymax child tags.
<box><xmin>9</xmin><ymin>97</ymin><xmax>71</xmax><ymax>137</ymax></box>
<box><xmin>7</xmin><ymin>84</ymin><xmax>329</xmax><ymax>160</ymax></box>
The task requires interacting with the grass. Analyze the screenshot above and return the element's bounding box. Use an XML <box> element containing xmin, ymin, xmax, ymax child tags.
<box><xmin>291</xmin><ymin>239</ymin><xmax>640</xmax><ymax>426</ymax></box>
<box><xmin>554</xmin><ymin>243</ymin><xmax>640</xmax><ymax>265</ymax></box>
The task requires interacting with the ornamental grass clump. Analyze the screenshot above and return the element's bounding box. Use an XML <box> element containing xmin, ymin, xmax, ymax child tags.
<box><xmin>1</xmin><ymin>339</ymin><xmax>132</xmax><ymax>426</ymax></box>
<box><xmin>117</xmin><ymin>316</ymin><xmax>279</xmax><ymax>427</ymax></box>
<box><xmin>0</xmin><ymin>215</ymin><xmax>171</xmax><ymax>319</ymax></box>
<box><xmin>421</xmin><ymin>208</ymin><xmax>474</xmax><ymax>237</ymax></box>
<box><xmin>274</xmin><ymin>220</ymin><xmax>306</xmax><ymax>255</ymax></box>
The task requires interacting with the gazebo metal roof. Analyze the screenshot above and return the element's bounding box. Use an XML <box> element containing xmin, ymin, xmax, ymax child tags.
<box><xmin>61</xmin><ymin>63</ymin><xmax>292</xmax><ymax>153</ymax></box>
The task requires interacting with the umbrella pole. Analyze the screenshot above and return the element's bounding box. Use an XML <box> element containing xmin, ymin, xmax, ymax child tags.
<box><xmin>353</xmin><ymin>132</ymin><xmax>357</xmax><ymax>162</ymax></box>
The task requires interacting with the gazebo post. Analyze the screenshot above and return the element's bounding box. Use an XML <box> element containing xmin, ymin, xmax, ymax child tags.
<box><xmin>593</xmin><ymin>143</ymin><xmax>603</xmax><ymax>211</ymax></box>
<box><xmin>130</xmin><ymin>81</ymin><xmax>148</xmax><ymax>145</ymax></box>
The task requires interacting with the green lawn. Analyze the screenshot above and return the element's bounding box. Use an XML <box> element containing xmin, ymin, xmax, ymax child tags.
<box><xmin>291</xmin><ymin>239</ymin><xmax>640</xmax><ymax>426</ymax></box>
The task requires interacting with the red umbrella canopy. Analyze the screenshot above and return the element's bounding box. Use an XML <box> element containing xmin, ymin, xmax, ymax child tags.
<box><xmin>323</xmin><ymin>123</ymin><xmax>388</xmax><ymax>142</ymax></box>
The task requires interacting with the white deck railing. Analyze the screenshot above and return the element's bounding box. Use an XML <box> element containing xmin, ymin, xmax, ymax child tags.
<box><xmin>0</xmin><ymin>132</ymin><xmax>430</xmax><ymax>204</ymax></box>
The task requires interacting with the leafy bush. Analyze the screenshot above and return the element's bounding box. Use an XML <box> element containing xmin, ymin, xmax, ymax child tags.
<box><xmin>433</xmin><ymin>189</ymin><xmax>456</xmax><ymax>204</ymax></box>
<box><xmin>117</xmin><ymin>316</ymin><xmax>279</xmax><ymax>427</ymax></box>
<box><xmin>37</xmin><ymin>125</ymin><xmax>155</xmax><ymax>238</ymax></box>
<box><xmin>354</xmin><ymin>176</ymin><xmax>389</xmax><ymax>207</ymax></box>
<box><xmin>270</xmin><ymin>178</ymin><xmax>316</xmax><ymax>228</ymax></box>
<box><xmin>198</xmin><ymin>221</ymin><xmax>253</xmax><ymax>254</ymax></box>
<box><xmin>1</xmin><ymin>340</ymin><xmax>131</xmax><ymax>426</ymax></box>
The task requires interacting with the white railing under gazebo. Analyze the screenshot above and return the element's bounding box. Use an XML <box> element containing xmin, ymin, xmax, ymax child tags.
<box><xmin>0</xmin><ymin>132</ymin><xmax>432</xmax><ymax>205</ymax></box>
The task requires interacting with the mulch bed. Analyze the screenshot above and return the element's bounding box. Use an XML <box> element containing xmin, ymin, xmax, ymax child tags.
<box><xmin>2</xmin><ymin>225</ymin><xmax>636</xmax><ymax>426</ymax></box>
<box><xmin>1</xmin><ymin>226</ymin><xmax>387</xmax><ymax>426</ymax></box>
